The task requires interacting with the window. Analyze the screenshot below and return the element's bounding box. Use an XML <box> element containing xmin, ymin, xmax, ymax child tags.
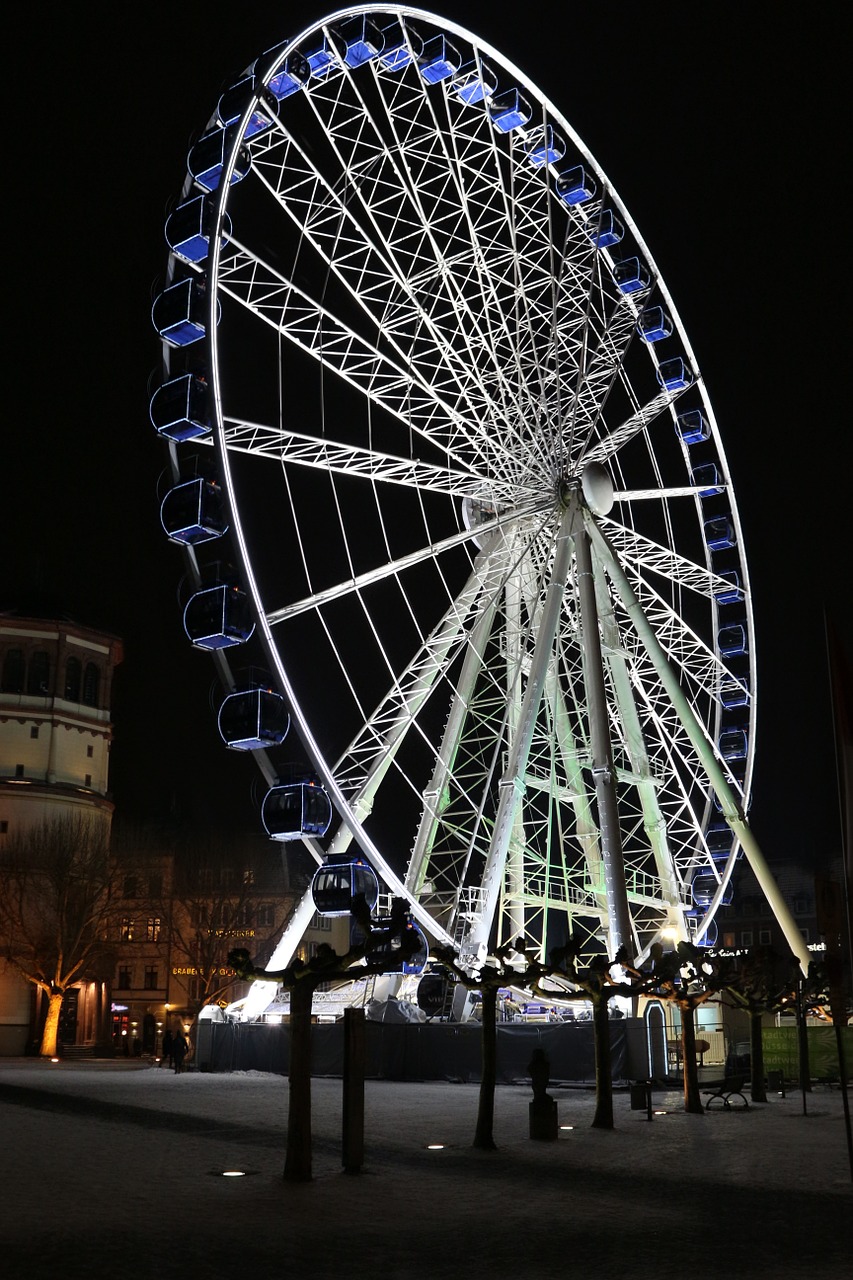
<box><xmin>30</xmin><ymin>725</ymin><xmax>39</xmax><ymax>739</ymax></box>
<box><xmin>741</xmin><ymin>930</ymin><xmax>753</xmax><ymax>947</ymax></box>
<box><xmin>86</xmin><ymin>744</ymin><xmax>94</xmax><ymax>758</ymax></box>
<box><xmin>14</xmin><ymin>764</ymin><xmax>24</xmax><ymax>779</ymax></box>
<box><xmin>147</xmin><ymin>917</ymin><xmax>161</xmax><ymax>942</ymax></box>
<box><xmin>84</xmin><ymin>774</ymin><xmax>92</xmax><ymax>788</ymax></box>
<box><xmin>242</xmin><ymin>869</ymin><xmax>256</xmax><ymax>886</ymax></box>
<box><xmin>117</xmin><ymin>966</ymin><xmax>132</xmax><ymax>989</ymax></box>
<box><xmin>64</xmin><ymin>657</ymin><xmax>81</xmax><ymax>702</ymax></box>
<box><xmin>794</xmin><ymin>896</ymin><xmax>808</xmax><ymax>915</ymax></box>
<box><xmin>144</xmin><ymin>966</ymin><xmax>159</xmax><ymax>990</ymax></box>
<box><xmin>26</xmin><ymin>651</ymin><xmax>50</xmax><ymax>695</ymax></box>
<box><xmin>0</xmin><ymin>821</ymin><xmax>8</xmax><ymax>835</ymax></box>
<box><xmin>123</xmin><ymin>875</ymin><xmax>138</xmax><ymax>898</ymax></box>
<box><xmin>723</xmin><ymin>932</ymin><xmax>736</xmax><ymax>948</ymax></box>
<box><xmin>310</xmin><ymin>911</ymin><xmax>332</xmax><ymax>932</ymax></box>
<box><xmin>759</xmin><ymin>929</ymin><xmax>772</xmax><ymax>946</ymax></box>
<box><xmin>189</xmin><ymin>977</ymin><xmax>206</xmax><ymax>1004</ymax></box>
<box><xmin>120</xmin><ymin>918</ymin><xmax>134</xmax><ymax>941</ymax></box>
<box><xmin>148</xmin><ymin>872</ymin><xmax>162</xmax><ymax>897</ymax></box>
<box><xmin>256</xmin><ymin>903</ymin><xmax>275</xmax><ymax>928</ymax></box>
<box><xmin>1</xmin><ymin>649</ymin><xmax>25</xmax><ymax>693</ymax></box>
<box><xmin>82</xmin><ymin>662</ymin><xmax>100</xmax><ymax>708</ymax></box>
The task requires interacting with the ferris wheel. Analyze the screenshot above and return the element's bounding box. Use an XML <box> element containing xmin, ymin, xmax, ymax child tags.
<box><xmin>152</xmin><ymin>6</ymin><xmax>810</xmax><ymax>1004</ymax></box>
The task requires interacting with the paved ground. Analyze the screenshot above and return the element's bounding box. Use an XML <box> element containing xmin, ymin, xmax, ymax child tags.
<box><xmin>1</xmin><ymin>1058</ymin><xmax>850</xmax><ymax>1280</ymax></box>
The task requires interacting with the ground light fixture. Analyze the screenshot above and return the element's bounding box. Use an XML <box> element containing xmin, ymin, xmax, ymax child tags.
<box><xmin>560</xmin><ymin>1125</ymin><xmax>574</xmax><ymax>1130</ymax></box>
<box><xmin>426</xmin><ymin>1144</ymin><xmax>445</xmax><ymax>1150</ymax></box>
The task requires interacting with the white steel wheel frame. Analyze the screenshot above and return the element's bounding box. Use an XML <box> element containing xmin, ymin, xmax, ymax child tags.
<box><xmin>158</xmin><ymin>5</ymin><xmax>810</xmax><ymax>1004</ymax></box>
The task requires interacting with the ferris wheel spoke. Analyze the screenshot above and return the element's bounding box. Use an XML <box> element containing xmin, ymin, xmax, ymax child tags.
<box><xmin>220</xmin><ymin>417</ymin><xmax>527</xmax><ymax>501</ymax></box>
<box><xmin>575</xmin><ymin>379</ymin><xmax>690</xmax><ymax>470</ymax></box>
<box><xmin>599</xmin><ymin>516</ymin><xmax>735</xmax><ymax>599</ymax></box>
<box><xmin>613</xmin><ymin>486</ymin><xmax>726</xmax><ymax>501</ymax></box>
<box><xmin>264</xmin><ymin>500</ymin><xmax>544</xmax><ymax>626</ymax></box>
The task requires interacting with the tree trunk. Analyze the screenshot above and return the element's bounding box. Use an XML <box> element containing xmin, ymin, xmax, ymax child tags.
<box><xmin>284</xmin><ymin>979</ymin><xmax>314</xmax><ymax>1181</ymax></box>
<box><xmin>473</xmin><ymin>986</ymin><xmax>497</xmax><ymax>1149</ymax></box>
<box><xmin>591</xmin><ymin>994</ymin><xmax>614</xmax><ymax>1130</ymax></box>
<box><xmin>680</xmin><ymin>1001</ymin><xmax>704</xmax><ymax>1115</ymax></box>
<box><xmin>40</xmin><ymin>991</ymin><xmax>63</xmax><ymax>1057</ymax></box>
<box><xmin>750</xmin><ymin>1010</ymin><xmax>767</xmax><ymax>1102</ymax></box>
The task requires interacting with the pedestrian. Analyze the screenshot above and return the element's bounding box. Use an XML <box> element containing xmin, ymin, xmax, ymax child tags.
<box><xmin>162</xmin><ymin>1027</ymin><xmax>174</xmax><ymax>1069</ymax></box>
<box><xmin>173</xmin><ymin>1029</ymin><xmax>188</xmax><ymax>1074</ymax></box>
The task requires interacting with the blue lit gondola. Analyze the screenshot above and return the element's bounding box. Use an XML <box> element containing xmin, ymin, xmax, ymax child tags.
<box><xmin>453</xmin><ymin>61</ymin><xmax>497</xmax><ymax>105</ymax></box>
<box><xmin>310</xmin><ymin>853</ymin><xmax>379</xmax><ymax>916</ymax></box>
<box><xmin>304</xmin><ymin>35</ymin><xmax>338</xmax><ymax>78</ymax></box>
<box><xmin>587</xmin><ymin>210</ymin><xmax>624</xmax><ymax>248</ymax></box>
<box><xmin>691</xmin><ymin>873</ymin><xmax>733</xmax><ymax>908</ymax></box>
<box><xmin>719</xmin><ymin>728</ymin><xmax>748</xmax><ymax>761</ymax></box>
<box><xmin>183</xmin><ymin>585</ymin><xmax>254</xmax><ymax>650</ymax></box>
<box><xmin>525</xmin><ymin>125</ymin><xmax>566</xmax><ymax>168</ymax></box>
<box><xmin>332</xmin><ymin>16</ymin><xmax>385</xmax><ymax>67</ymax></box>
<box><xmin>160</xmin><ymin>478</ymin><xmax>227</xmax><ymax>545</ymax></box>
<box><xmin>152</xmin><ymin>279</ymin><xmax>217</xmax><ymax>348</ymax></box>
<box><xmin>675</xmin><ymin>409</ymin><xmax>710</xmax><ymax>445</ymax></box>
<box><xmin>489</xmin><ymin>88</ymin><xmax>532</xmax><ymax>132</ymax></box>
<box><xmin>187</xmin><ymin>128</ymin><xmax>252</xmax><ymax>193</ymax></box>
<box><xmin>261</xmin><ymin>780</ymin><xmax>333</xmax><ymax>841</ymax></box>
<box><xmin>217</xmin><ymin>78</ymin><xmax>277</xmax><ymax>139</ymax></box>
<box><xmin>366</xmin><ymin>913</ymin><xmax>429</xmax><ymax>974</ymax></box>
<box><xmin>638</xmin><ymin>307</ymin><xmax>673</xmax><ymax>343</ymax></box>
<box><xmin>707</xmin><ymin>822</ymin><xmax>734</xmax><ymax>856</ymax></box>
<box><xmin>714</xmin><ymin>570</ymin><xmax>743</xmax><ymax>604</ymax></box>
<box><xmin>555</xmin><ymin>165</ymin><xmax>596</xmax><ymax>206</ymax></box>
<box><xmin>685</xmin><ymin>912</ymin><xmax>718</xmax><ymax>948</ymax></box>
<box><xmin>218</xmin><ymin>688</ymin><xmax>290</xmax><ymax>750</ymax></box>
<box><xmin>266</xmin><ymin>50</ymin><xmax>311</xmax><ymax>99</ymax></box>
<box><xmin>720</xmin><ymin>677</ymin><xmax>749</xmax><ymax>708</ymax></box>
<box><xmin>380</xmin><ymin>22</ymin><xmax>422</xmax><ymax>71</ymax></box>
<box><xmin>613</xmin><ymin>257</ymin><xmax>650</xmax><ymax>294</ymax></box>
<box><xmin>718</xmin><ymin>623</ymin><xmax>748</xmax><ymax>656</ymax></box>
<box><xmin>149</xmin><ymin>373</ymin><xmax>210</xmax><ymax>441</ymax></box>
<box><xmin>691</xmin><ymin>463</ymin><xmax>724</xmax><ymax>497</ymax></box>
<box><xmin>704</xmin><ymin>515</ymin><xmax>736</xmax><ymax>550</ymax></box>
<box><xmin>166</xmin><ymin>195</ymin><xmax>232</xmax><ymax>264</ymax></box>
<box><xmin>656</xmin><ymin>358</ymin><xmax>693</xmax><ymax>391</ymax></box>
<box><xmin>419</xmin><ymin>35</ymin><xmax>460</xmax><ymax>84</ymax></box>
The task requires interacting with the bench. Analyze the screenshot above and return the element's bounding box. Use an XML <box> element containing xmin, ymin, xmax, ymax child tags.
<box><xmin>702</xmin><ymin>1075</ymin><xmax>749</xmax><ymax>1111</ymax></box>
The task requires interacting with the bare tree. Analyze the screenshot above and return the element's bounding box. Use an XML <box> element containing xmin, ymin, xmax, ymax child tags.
<box><xmin>0</xmin><ymin>816</ymin><xmax>116</xmax><ymax>1056</ymax></box>
<box><xmin>719</xmin><ymin>946</ymin><xmax>799</xmax><ymax>1102</ymax></box>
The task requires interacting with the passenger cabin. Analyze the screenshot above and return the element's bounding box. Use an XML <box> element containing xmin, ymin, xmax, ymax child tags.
<box><xmin>525</xmin><ymin>125</ymin><xmax>566</xmax><ymax>168</ymax></box>
<box><xmin>718</xmin><ymin>623</ymin><xmax>748</xmax><ymax>656</ymax></box>
<box><xmin>261</xmin><ymin>780</ymin><xmax>333</xmax><ymax>841</ymax></box>
<box><xmin>588</xmin><ymin>210</ymin><xmax>624</xmax><ymax>248</ymax></box>
<box><xmin>720</xmin><ymin>678</ymin><xmax>749</xmax><ymax>708</ymax></box>
<box><xmin>187</xmin><ymin>129</ymin><xmax>251</xmax><ymax>193</ymax></box>
<box><xmin>657</xmin><ymin>358</ymin><xmax>693</xmax><ymax>391</ymax></box>
<box><xmin>691</xmin><ymin>463</ymin><xmax>724</xmax><ymax>497</ymax></box>
<box><xmin>719</xmin><ymin>728</ymin><xmax>749</xmax><ymax>761</ymax></box>
<box><xmin>454</xmin><ymin>62</ymin><xmax>497</xmax><ymax>105</ymax></box>
<box><xmin>366</xmin><ymin>914</ymin><xmax>429</xmax><ymax>974</ymax></box>
<box><xmin>380</xmin><ymin>22</ymin><xmax>422</xmax><ymax>71</ymax></box>
<box><xmin>149</xmin><ymin>373</ymin><xmax>210</xmax><ymax>441</ymax></box>
<box><xmin>489</xmin><ymin>88</ymin><xmax>532</xmax><ymax>132</ymax></box>
<box><xmin>704</xmin><ymin>516</ymin><xmax>736</xmax><ymax>550</ymax></box>
<box><xmin>714</xmin><ymin>570</ymin><xmax>743</xmax><ymax>604</ymax></box>
<box><xmin>304</xmin><ymin>36</ymin><xmax>338</xmax><ymax>78</ymax></box>
<box><xmin>419</xmin><ymin>35</ymin><xmax>460</xmax><ymax>84</ymax></box>
<box><xmin>160</xmin><ymin>478</ymin><xmax>227</xmax><ymax>545</ymax></box>
<box><xmin>218</xmin><ymin>688</ymin><xmax>290</xmax><ymax>751</ymax></box>
<box><xmin>183</xmin><ymin>585</ymin><xmax>254</xmax><ymax>650</ymax></box>
<box><xmin>152</xmin><ymin>279</ymin><xmax>213</xmax><ymax>348</ymax></box>
<box><xmin>613</xmin><ymin>258</ymin><xmax>650</xmax><ymax>294</ymax></box>
<box><xmin>675</xmin><ymin>409</ymin><xmax>710</xmax><ymax>445</ymax></box>
<box><xmin>266</xmin><ymin>51</ymin><xmax>311</xmax><ymax>100</ymax></box>
<box><xmin>555</xmin><ymin>165</ymin><xmax>596</xmax><ymax>206</ymax></box>
<box><xmin>218</xmin><ymin>78</ymin><xmax>277</xmax><ymax>138</ymax></box>
<box><xmin>166</xmin><ymin>196</ymin><xmax>231</xmax><ymax>264</ymax></box>
<box><xmin>332</xmin><ymin>16</ymin><xmax>385</xmax><ymax>67</ymax></box>
<box><xmin>692</xmin><ymin>873</ymin><xmax>733</xmax><ymax>908</ymax></box>
<box><xmin>637</xmin><ymin>307</ymin><xmax>673</xmax><ymax>343</ymax></box>
<box><xmin>686</xmin><ymin>912</ymin><xmax>718</xmax><ymax>947</ymax></box>
<box><xmin>707</xmin><ymin>822</ymin><xmax>734</xmax><ymax>856</ymax></box>
<box><xmin>310</xmin><ymin>853</ymin><xmax>379</xmax><ymax>916</ymax></box>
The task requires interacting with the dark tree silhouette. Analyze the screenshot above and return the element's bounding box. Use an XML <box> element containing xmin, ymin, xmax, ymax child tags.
<box><xmin>719</xmin><ymin>946</ymin><xmax>799</xmax><ymax>1102</ymax></box>
<box><xmin>230</xmin><ymin>897</ymin><xmax>422</xmax><ymax>1181</ymax></box>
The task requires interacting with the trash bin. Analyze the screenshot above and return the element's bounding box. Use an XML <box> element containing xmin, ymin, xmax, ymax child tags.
<box><xmin>630</xmin><ymin>1081</ymin><xmax>651</xmax><ymax>1111</ymax></box>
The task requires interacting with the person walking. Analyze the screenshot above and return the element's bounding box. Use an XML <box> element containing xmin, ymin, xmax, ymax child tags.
<box><xmin>173</xmin><ymin>1029</ymin><xmax>188</xmax><ymax>1075</ymax></box>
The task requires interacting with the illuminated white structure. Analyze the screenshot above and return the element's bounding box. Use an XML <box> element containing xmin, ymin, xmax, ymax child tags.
<box><xmin>0</xmin><ymin>615</ymin><xmax>123</xmax><ymax>1052</ymax></box>
<box><xmin>153</xmin><ymin>7</ymin><xmax>809</xmax><ymax>1021</ymax></box>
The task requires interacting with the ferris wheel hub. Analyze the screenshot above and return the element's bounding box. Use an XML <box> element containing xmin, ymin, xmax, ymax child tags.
<box><xmin>581</xmin><ymin>463</ymin><xmax>615</xmax><ymax>516</ymax></box>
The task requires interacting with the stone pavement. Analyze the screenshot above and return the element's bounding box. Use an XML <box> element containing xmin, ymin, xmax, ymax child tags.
<box><xmin>1</xmin><ymin>1058</ymin><xmax>849</xmax><ymax>1280</ymax></box>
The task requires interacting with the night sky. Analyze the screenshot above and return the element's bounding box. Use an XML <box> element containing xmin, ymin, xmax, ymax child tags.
<box><xmin>6</xmin><ymin>3</ymin><xmax>848</xmax><ymax>869</ymax></box>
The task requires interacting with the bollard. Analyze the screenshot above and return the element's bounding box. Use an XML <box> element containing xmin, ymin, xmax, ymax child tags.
<box><xmin>528</xmin><ymin>1047</ymin><xmax>559</xmax><ymax>1140</ymax></box>
<box><xmin>630</xmin><ymin>1080</ymin><xmax>653</xmax><ymax>1120</ymax></box>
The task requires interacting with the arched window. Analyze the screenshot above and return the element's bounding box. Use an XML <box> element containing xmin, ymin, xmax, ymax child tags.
<box><xmin>1</xmin><ymin>649</ymin><xmax>25</xmax><ymax>693</ymax></box>
<box><xmin>64</xmin><ymin>656</ymin><xmax>81</xmax><ymax>702</ymax></box>
<box><xmin>26</xmin><ymin>651</ymin><xmax>51</xmax><ymax>695</ymax></box>
<box><xmin>82</xmin><ymin>662</ymin><xmax>100</xmax><ymax>707</ymax></box>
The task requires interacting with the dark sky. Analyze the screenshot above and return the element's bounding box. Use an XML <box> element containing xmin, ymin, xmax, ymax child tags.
<box><xmin>6</xmin><ymin>3</ymin><xmax>849</xmax><ymax>866</ymax></box>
